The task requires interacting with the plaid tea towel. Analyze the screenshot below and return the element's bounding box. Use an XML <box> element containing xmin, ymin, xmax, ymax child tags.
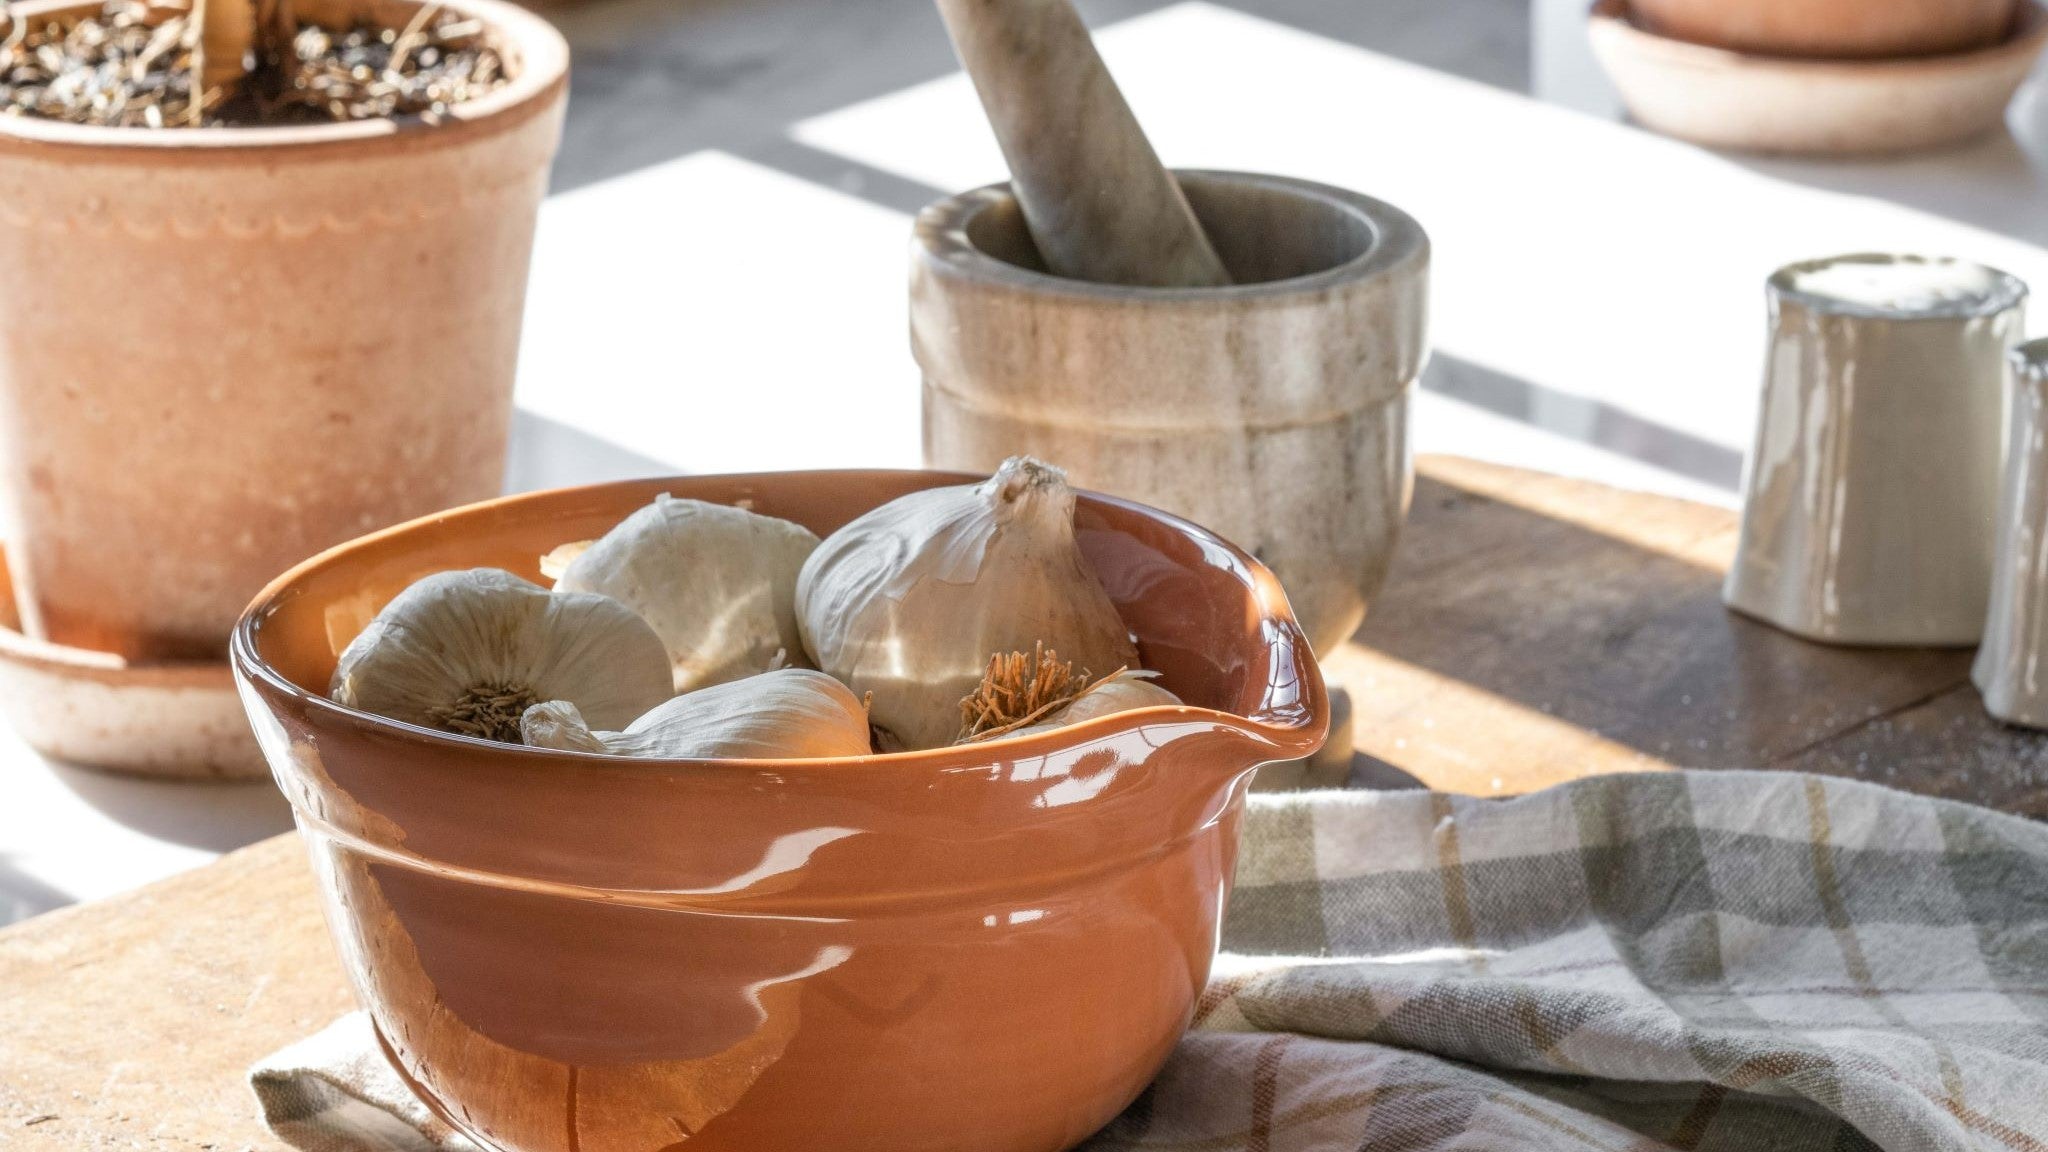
<box><xmin>252</xmin><ymin>771</ymin><xmax>2048</xmax><ymax>1152</ymax></box>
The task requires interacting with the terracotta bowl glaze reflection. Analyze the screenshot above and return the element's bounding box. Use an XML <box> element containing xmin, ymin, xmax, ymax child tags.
<box><xmin>231</xmin><ymin>470</ymin><xmax>1328</xmax><ymax>1152</ymax></box>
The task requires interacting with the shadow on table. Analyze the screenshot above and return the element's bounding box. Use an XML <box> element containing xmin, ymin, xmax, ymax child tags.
<box><xmin>542</xmin><ymin>0</ymin><xmax>1530</xmax><ymax>196</ymax></box>
<box><xmin>1423</xmin><ymin>355</ymin><xmax>1743</xmax><ymax>493</ymax></box>
<box><xmin>1347</xmin><ymin>467</ymin><xmax>2048</xmax><ymax>815</ymax></box>
<box><xmin>544</xmin><ymin>0</ymin><xmax>1176</xmax><ymax>193</ymax></box>
<box><xmin>507</xmin><ymin>410</ymin><xmax>684</xmax><ymax>493</ymax></box>
<box><xmin>1347</xmin><ymin>753</ymin><xmax>1428</xmax><ymax>791</ymax></box>
<box><xmin>1719</xmin><ymin>115</ymin><xmax>2048</xmax><ymax>251</ymax></box>
<box><xmin>0</xmin><ymin>855</ymin><xmax>71</xmax><ymax>927</ymax></box>
<box><xmin>50</xmin><ymin>762</ymin><xmax>295</xmax><ymax>853</ymax></box>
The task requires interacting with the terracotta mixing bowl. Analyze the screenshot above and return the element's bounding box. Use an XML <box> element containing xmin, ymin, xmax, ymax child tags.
<box><xmin>232</xmin><ymin>470</ymin><xmax>1328</xmax><ymax>1152</ymax></box>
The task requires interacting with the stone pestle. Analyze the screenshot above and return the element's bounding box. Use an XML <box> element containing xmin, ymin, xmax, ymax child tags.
<box><xmin>933</xmin><ymin>0</ymin><xmax>1232</xmax><ymax>288</ymax></box>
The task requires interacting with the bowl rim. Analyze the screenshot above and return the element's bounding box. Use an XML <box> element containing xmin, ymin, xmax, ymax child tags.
<box><xmin>1586</xmin><ymin>0</ymin><xmax>2048</xmax><ymax>74</ymax></box>
<box><xmin>230</xmin><ymin>468</ymin><xmax>1330</xmax><ymax>774</ymax></box>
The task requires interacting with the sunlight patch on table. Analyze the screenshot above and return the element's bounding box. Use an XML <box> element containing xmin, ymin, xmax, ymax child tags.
<box><xmin>1323</xmin><ymin>640</ymin><xmax>1675</xmax><ymax>797</ymax></box>
<box><xmin>517</xmin><ymin>150</ymin><xmax>921</xmax><ymax>479</ymax></box>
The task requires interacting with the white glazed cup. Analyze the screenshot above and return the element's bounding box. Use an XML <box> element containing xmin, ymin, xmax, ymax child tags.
<box><xmin>1725</xmin><ymin>254</ymin><xmax>2026</xmax><ymax>646</ymax></box>
<box><xmin>1975</xmin><ymin>337</ymin><xmax>2048</xmax><ymax>725</ymax></box>
<box><xmin>912</xmin><ymin>170</ymin><xmax>1430</xmax><ymax>655</ymax></box>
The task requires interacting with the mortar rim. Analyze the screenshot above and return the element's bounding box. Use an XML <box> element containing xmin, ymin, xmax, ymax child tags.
<box><xmin>912</xmin><ymin>168</ymin><xmax>1428</xmax><ymax>304</ymax></box>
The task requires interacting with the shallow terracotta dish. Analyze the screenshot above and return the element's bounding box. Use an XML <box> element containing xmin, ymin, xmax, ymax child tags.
<box><xmin>1589</xmin><ymin>0</ymin><xmax>2048</xmax><ymax>154</ymax></box>
<box><xmin>232</xmin><ymin>470</ymin><xmax>1328</xmax><ymax>1152</ymax></box>
<box><xmin>1630</xmin><ymin>0</ymin><xmax>2016</xmax><ymax>59</ymax></box>
<box><xmin>0</xmin><ymin>547</ymin><xmax>266</xmax><ymax>779</ymax></box>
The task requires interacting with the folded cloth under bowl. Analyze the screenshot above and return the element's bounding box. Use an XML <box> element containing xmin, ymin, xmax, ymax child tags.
<box><xmin>252</xmin><ymin>770</ymin><xmax>2048</xmax><ymax>1152</ymax></box>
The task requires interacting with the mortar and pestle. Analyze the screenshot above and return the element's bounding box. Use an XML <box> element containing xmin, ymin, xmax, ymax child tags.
<box><xmin>913</xmin><ymin>0</ymin><xmax>1429</xmax><ymax>785</ymax></box>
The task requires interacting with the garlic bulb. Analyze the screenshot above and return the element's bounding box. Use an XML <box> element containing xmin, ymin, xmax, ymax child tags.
<box><xmin>521</xmin><ymin>669</ymin><xmax>872</xmax><ymax>760</ymax></box>
<box><xmin>557</xmin><ymin>495</ymin><xmax>821</xmax><ymax>694</ymax></box>
<box><xmin>796</xmin><ymin>456</ymin><xmax>1138</xmax><ymax>750</ymax></box>
<box><xmin>331</xmin><ymin>568</ymin><xmax>673</xmax><ymax>743</ymax></box>
<box><xmin>1007</xmin><ymin>672</ymin><xmax>1182</xmax><ymax>739</ymax></box>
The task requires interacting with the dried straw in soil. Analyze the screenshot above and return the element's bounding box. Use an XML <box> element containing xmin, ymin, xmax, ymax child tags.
<box><xmin>0</xmin><ymin>0</ymin><xmax>506</xmax><ymax>127</ymax></box>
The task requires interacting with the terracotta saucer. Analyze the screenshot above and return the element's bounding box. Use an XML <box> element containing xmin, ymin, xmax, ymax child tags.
<box><xmin>1588</xmin><ymin>0</ymin><xmax>2048</xmax><ymax>154</ymax></box>
<box><xmin>0</xmin><ymin>549</ymin><xmax>267</xmax><ymax>781</ymax></box>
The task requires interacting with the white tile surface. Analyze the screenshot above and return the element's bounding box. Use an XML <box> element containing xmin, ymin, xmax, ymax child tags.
<box><xmin>515</xmin><ymin>150</ymin><xmax>923</xmax><ymax>478</ymax></box>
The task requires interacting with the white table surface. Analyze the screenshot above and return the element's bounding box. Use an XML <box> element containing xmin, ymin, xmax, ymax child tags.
<box><xmin>7</xmin><ymin>0</ymin><xmax>2048</xmax><ymax>924</ymax></box>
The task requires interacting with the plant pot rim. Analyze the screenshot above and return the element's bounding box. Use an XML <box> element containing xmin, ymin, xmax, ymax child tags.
<box><xmin>913</xmin><ymin>168</ymin><xmax>1428</xmax><ymax>306</ymax></box>
<box><xmin>1589</xmin><ymin>0</ymin><xmax>2048</xmax><ymax>73</ymax></box>
<box><xmin>0</xmin><ymin>0</ymin><xmax>567</xmax><ymax>154</ymax></box>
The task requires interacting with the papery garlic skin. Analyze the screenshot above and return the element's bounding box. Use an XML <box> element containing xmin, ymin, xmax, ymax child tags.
<box><xmin>539</xmin><ymin>540</ymin><xmax>593</xmax><ymax>582</ymax></box>
<box><xmin>558</xmin><ymin>496</ymin><xmax>821</xmax><ymax>694</ymax></box>
<box><xmin>521</xmin><ymin>669</ymin><xmax>871</xmax><ymax>760</ymax></box>
<box><xmin>796</xmin><ymin>457</ymin><xmax>1139</xmax><ymax>750</ymax></box>
<box><xmin>331</xmin><ymin>568</ymin><xmax>673</xmax><ymax>742</ymax></box>
<box><xmin>519</xmin><ymin>700</ymin><xmax>609</xmax><ymax>753</ymax></box>
<box><xmin>1009</xmin><ymin>672</ymin><xmax>1182</xmax><ymax>739</ymax></box>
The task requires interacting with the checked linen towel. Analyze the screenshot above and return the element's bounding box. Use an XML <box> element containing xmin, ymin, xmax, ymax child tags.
<box><xmin>253</xmin><ymin>770</ymin><xmax>2048</xmax><ymax>1152</ymax></box>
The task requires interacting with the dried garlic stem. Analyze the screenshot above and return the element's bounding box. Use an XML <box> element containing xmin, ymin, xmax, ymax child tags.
<box><xmin>957</xmin><ymin>643</ymin><xmax>1125</xmax><ymax>743</ymax></box>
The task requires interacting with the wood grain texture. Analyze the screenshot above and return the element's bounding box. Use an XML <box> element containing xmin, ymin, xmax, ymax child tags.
<box><xmin>0</xmin><ymin>835</ymin><xmax>348</xmax><ymax>1151</ymax></box>
<box><xmin>1331</xmin><ymin>455</ymin><xmax>2044</xmax><ymax>811</ymax></box>
<box><xmin>3</xmin><ymin>454</ymin><xmax>2040</xmax><ymax>1151</ymax></box>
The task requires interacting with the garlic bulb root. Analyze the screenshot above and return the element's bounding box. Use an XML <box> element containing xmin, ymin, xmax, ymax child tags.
<box><xmin>432</xmin><ymin>682</ymin><xmax>545</xmax><ymax>743</ymax></box>
<box><xmin>796</xmin><ymin>456</ymin><xmax>1138</xmax><ymax>750</ymax></box>
<box><xmin>958</xmin><ymin>643</ymin><xmax>1118</xmax><ymax>742</ymax></box>
<box><xmin>558</xmin><ymin>495</ymin><xmax>821</xmax><ymax>694</ymax></box>
<box><xmin>331</xmin><ymin>568</ymin><xmax>674</xmax><ymax>743</ymax></box>
<box><xmin>521</xmin><ymin>668</ymin><xmax>872</xmax><ymax>760</ymax></box>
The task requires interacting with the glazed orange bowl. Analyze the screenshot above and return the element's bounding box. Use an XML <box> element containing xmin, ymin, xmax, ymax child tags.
<box><xmin>231</xmin><ymin>469</ymin><xmax>1327</xmax><ymax>1152</ymax></box>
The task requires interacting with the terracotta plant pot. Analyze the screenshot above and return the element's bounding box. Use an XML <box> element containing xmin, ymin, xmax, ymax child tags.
<box><xmin>1630</xmin><ymin>0</ymin><xmax>2018</xmax><ymax>58</ymax></box>
<box><xmin>233</xmin><ymin>469</ymin><xmax>1328</xmax><ymax>1152</ymax></box>
<box><xmin>0</xmin><ymin>0</ymin><xmax>566</xmax><ymax>776</ymax></box>
<box><xmin>914</xmin><ymin>171</ymin><xmax>1429</xmax><ymax>657</ymax></box>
